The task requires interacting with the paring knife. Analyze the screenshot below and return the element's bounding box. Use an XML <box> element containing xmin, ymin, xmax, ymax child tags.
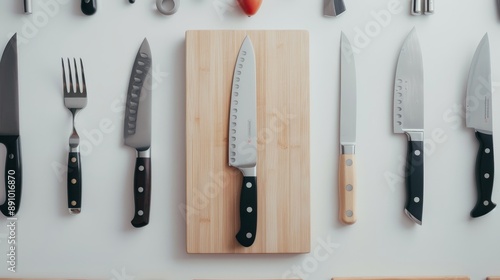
<box><xmin>81</xmin><ymin>0</ymin><xmax>97</xmax><ymax>15</ymax></box>
<box><xmin>0</xmin><ymin>34</ymin><xmax>22</xmax><ymax>217</ymax></box>
<box><xmin>339</xmin><ymin>32</ymin><xmax>357</xmax><ymax>225</ymax></box>
<box><xmin>393</xmin><ymin>28</ymin><xmax>424</xmax><ymax>225</ymax></box>
<box><xmin>124</xmin><ymin>39</ymin><xmax>152</xmax><ymax>228</ymax></box>
<box><xmin>229</xmin><ymin>36</ymin><xmax>258</xmax><ymax>247</ymax></box>
<box><xmin>324</xmin><ymin>0</ymin><xmax>346</xmax><ymax>17</ymax></box>
<box><xmin>466</xmin><ymin>33</ymin><xmax>496</xmax><ymax>218</ymax></box>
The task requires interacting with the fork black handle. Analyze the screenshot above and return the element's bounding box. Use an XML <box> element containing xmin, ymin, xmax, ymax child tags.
<box><xmin>0</xmin><ymin>136</ymin><xmax>22</xmax><ymax>217</ymax></box>
<box><xmin>81</xmin><ymin>0</ymin><xmax>97</xmax><ymax>15</ymax></box>
<box><xmin>67</xmin><ymin>151</ymin><xmax>82</xmax><ymax>214</ymax></box>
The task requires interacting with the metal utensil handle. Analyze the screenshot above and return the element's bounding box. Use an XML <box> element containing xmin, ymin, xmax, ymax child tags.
<box><xmin>411</xmin><ymin>0</ymin><xmax>422</xmax><ymax>15</ymax></box>
<box><xmin>156</xmin><ymin>0</ymin><xmax>180</xmax><ymax>15</ymax></box>
<box><xmin>24</xmin><ymin>0</ymin><xmax>32</xmax><ymax>14</ymax></box>
<box><xmin>424</xmin><ymin>0</ymin><xmax>434</xmax><ymax>15</ymax></box>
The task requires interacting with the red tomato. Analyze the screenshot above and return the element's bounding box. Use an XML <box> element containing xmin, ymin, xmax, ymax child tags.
<box><xmin>237</xmin><ymin>0</ymin><xmax>263</xmax><ymax>16</ymax></box>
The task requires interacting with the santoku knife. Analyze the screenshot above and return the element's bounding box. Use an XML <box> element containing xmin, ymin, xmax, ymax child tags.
<box><xmin>339</xmin><ymin>32</ymin><xmax>357</xmax><ymax>225</ymax></box>
<box><xmin>393</xmin><ymin>28</ymin><xmax>424</xmax><ymax>225</ymax></box>
<box><xmin>0</xmin><ymin>34</ymin><xmax>22</xmax><ymax>217</ymax></box>
<box><xmin>229</xmin><ymin>36</ymin><xmax>258</xmax><ymax>247</ymax></box>
<box><xmin>124</xmin><ymin>38</ymin><xmax>152</xmax><ymax>228</ymax></box>
<box><xmin>466</xmin><ymin>33</ymin><xmax>496</xmax><ymax>218</ymax></box>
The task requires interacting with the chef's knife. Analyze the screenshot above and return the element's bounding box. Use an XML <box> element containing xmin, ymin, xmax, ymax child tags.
<box><xmin>0</xmin><ymin>34</ymin><xmax>22</xmax><ymax>217</ymax></box>
<box><xmin>124</xmin><ymin>38</ymin><xmax>152</xmax><ymax>228</ymax></box>
<box><xmin>339</xmin><ymin>32</ymin><xmax>357</xmax><ymax>225</ymax></box>
<box><xmin>81</xmin><ymin>0</ymin><xmax>97</xmax><ymax>15</ymax></box>
<box><xmin>324</xmin><ymin>0</ymin><xmax>346</xmax><ymax>17</ymax></box>
<box><xmin>229</xmin><ymin>36</ymin><xmax>257</xmax><ymax>247</ymax></box>
<box><xmin>466</xmin><ymin>33</ymin><xmax>496</xmax><ymax>218</ymax></box>
<box><xmin>393</xmin><ymin>28</ymin><xmax>424</xmax><ymax>225</ymax></box>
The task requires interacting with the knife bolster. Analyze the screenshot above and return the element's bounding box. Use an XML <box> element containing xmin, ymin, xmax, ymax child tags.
<box><xmin>138</xmin><ymin>148</ymin><xmax>151</xmax><ymax>158</ymax></box>
<box><xmin>406</xmin><ymin>130</ymin><xmax>424</xmax><ymax>141</ymax></box>
<box><xmin>341</xmin><ymin>144</ymin><xmax>355</xmax><ymax>154</ymax></box>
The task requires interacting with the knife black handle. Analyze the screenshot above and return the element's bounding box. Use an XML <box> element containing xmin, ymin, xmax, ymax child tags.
<box><xmin>471</xmin><ymin>132</ymin><xmax>496</xmax><ymax>218</ymax></box>
<box><xmin>129</xmin><ymin>0</ymin><xmax>135</xmax><ymax>3</ymax></box>
<box><xmin>0</xmin><ymin>136</ymin><xmax>22</xmax><ymax>217</ymax></box>
<box><xmin>67</xmin><ymin>152</ymin><xmax>81</xmax><ymax>214</ymax></box>
<box><xmin>81</xmin><ymin>0</ymin><xmax>97</xmax><ymax>15</ymax></box>
<box><xmin>131</xmin><ymin>157</ymin><xmax>151</xmax><ymax>228</ymax></box>
<box><xmin>236</xmin><ymin>176</ymin><xmax>257</xmax><ymax>247</ymax></box>
<box><xmin>405</xmin><ymin>140</ymin><xmax>424</xmax><ymax>224</ymax></box>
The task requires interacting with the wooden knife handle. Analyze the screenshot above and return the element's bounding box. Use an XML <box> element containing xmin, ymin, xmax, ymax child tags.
<box><xmin>405</xmin><ymin>140</ymin><xmax>424</xmax><ymax>224</ymax></box>
<box><xmin>471</xmin><ymin>132</ymin><xmax>496</xmax><ymax>218</ymax></box>
<box><xmin>0</xmin><ymin>136</ymin><xmax>22</xmax><ymax>217</ymax></box>
<box><xmin>339</xmin><ymin>154</ymin><xmax>356</xmax><ymax>224</ymax></box>
<box><xmin>131</xmin><ymin>157</ymin><xmax>151</xmax><ymax>228</ymax></box>
<box><xmin>81</xmin><ymin>0</ymin><xmax>97</xmax><ymax>15</ymax></box>
<box><xmin>67</xmin><ymin>151</ymin><xmax>82</xmax><ymax>214</ymax></box>
<box><xmin>236</xmin><ymin>176</ymin><xmax>257</xmax><ymax>247</ymax></box>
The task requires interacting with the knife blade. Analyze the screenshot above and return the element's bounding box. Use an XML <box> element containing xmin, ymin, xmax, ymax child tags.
<box><xmin>393</xmin><ymin>28</ymin><xmax>424</xmax><ymax>225</ymax></box>
<box><xmin>229</xmin><ymin>36</ymin><xmax>257</xmax><ymax>247</ymax></box>
<box><xmin>324</xmin><ymin>0</ymin><xmax>346</xmax><ymax>17</ymax></box>
<box><xmin>466</xmin><ymin>33</ymin><xmax>496</xmax><ymax>218</ymax></box>
<box><xmin>0</xmin><ymin>34</ymin><xmax>22</xmax><ymax>217</ymax></box>
<box><xmin>124</xmin><ymin>38</ymin><xmax>152</xmax><ymax>228</ymax></box>
<box><xmin>339</xmin><ymin>32</ymin><xmax>357</xmax><ymax>225</ymax></box>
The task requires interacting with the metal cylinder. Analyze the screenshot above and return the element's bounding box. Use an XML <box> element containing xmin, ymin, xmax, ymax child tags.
<box><xmin>424</xmin><ymin>0</ymin><xmax>434</xmax><ymax>15</ymax></box>
<box><xmin>411</xmin><ymin>0</ymin><xmax>422</xmax><ymax>15</ymax></box>
<box><xmin>24</xmin><ymin>0</ymin><xmax>32</xmax><ymax>14</ymax></box>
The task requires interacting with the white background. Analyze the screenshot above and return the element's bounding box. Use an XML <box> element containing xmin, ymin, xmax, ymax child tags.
<box><xmin>0</xmin><ymin>0</ymin><xmax>499</xmax><ymax>279</ymax></box>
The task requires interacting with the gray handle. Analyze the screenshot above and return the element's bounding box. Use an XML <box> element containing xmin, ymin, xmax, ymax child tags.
<box><xmin>424</xmin><ymin>0</ymin><xmax>434</xmax><ymax>15</ymax></box>
<box><xmin>24</xmin><ymin>0</ymin><xmax>32</xmax><ymax>14</ymax></box>
<box><xmin>411</xmin><ymin>0</ymin><xmax>422</xmax><ymax>15</ymax></box>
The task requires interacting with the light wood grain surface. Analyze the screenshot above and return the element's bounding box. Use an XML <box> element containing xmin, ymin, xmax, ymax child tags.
<box><xmin>186</xmin><ymin>30</ymin><xmax>310</xmax><ymax>253</ymax></box>
<box><xmin>333</xmin><ymin>277</ymin><xmax>470</xmax><ymax>280</ymax></box>
<box><xmin>338</xmin><ymin>154</ymin><xmax>356</xmax><ymax>224</ymax></box>
<box><xmin>487</xmin><ymin>277</ymin><xmax>500</xmax><ymax>280</ymax></box>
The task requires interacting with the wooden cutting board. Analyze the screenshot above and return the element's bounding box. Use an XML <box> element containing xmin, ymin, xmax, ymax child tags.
<box><xmin>185</xmin><ymin>30</ymin><xmax>310</xmax><ymax>253</ymax></box>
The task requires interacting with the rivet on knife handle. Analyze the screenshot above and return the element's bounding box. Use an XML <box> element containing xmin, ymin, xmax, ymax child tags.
<box><xmin>0</xmin><ymin>136</ymin><xmax>22</xmax><ymax>217</ymax></box>
<box><xmin>405</xmin><ymin>138</ymin><xmax>424</xmax><ymax>224</ymax></box>
<box><xmin>131</xmin><ymin>152</ymin><xmax>151</xmax><ymax>228</ymax></box>
<box><xmin>471</xmin><ymin>132</ymin><xmax>496</xmax><ymax>217</ymax></box>
<box><xmin>339</xmin><ymin>154</ymin><xmax>356</xmax><ymax>224</ymax></box>
<box><xmin>324</xmin><ymin>0</ymin><xmax>346</xmax><ymax>17</ymax></box>
<box><xmin>236</xmin><ymin>176</ymin><xmax>257</xmax><ymax>247</ymax></box>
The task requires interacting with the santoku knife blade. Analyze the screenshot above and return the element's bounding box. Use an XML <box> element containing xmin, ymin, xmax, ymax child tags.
<box><xmin>466</xmin><ymin>33</ymin><xmax>496</xmax><ymax>218</ymax></box>
<box><xmin>0</xmin><ymin>34</ymin><xmax>22</xmax><ymax>217</ymax></box>
<box><xmin>229</xmin><ymin>36</ymin><xmax>258</xmax><ymax>247</ymax></box>
<box><xmin>124</xmin><ymin>38</ymin><xmax>152</xmax><ymax>228</ymax></box>
<box><xmin>339</xmin><ymin>32</ymin><xmax>357</xmax><ymax>225</ymax></box>
<box><xmin>393</xmin><ymin>28</ymin><xmax>424</xmax><ymax>225</ymax></box>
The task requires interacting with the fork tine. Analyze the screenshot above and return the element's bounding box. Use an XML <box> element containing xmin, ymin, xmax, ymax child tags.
<box><xmin>61</xmin><ymin>58</ymin><xmax>67</xmax><ymax>93</ymax></box>
<box><xmin>73</xmin><ymin>58</ymin><xmax>80</xmax><ymax>94</ymax></box>
<box><xmin>80</xmin><ymin>59</ymin><xmax>87</xmax><ymax>95</ymax></box>
<box><xmin>67</xmin><ymin>58</ymin><xmax>73</xmax><ymax>93</ymax></box>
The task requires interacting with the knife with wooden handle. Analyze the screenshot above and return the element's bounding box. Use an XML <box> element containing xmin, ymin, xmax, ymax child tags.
<box><xmin>339</xmin><ymin>32</ymin><xmax>357</xmax><ymax>224</ymax></box>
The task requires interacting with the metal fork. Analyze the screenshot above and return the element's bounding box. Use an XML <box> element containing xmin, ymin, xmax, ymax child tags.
<box><xmin>62</xmin><ymin>58</ymin><xmax>87</xmax><ymax>215</ymax></box>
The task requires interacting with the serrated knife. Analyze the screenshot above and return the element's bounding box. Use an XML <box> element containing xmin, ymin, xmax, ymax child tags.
<box><xmin>339</xmin><ymin>32</ymin><xmax>357</xmax><ymax>225</ymax></box>
<box><xmin>229</xmin><ymin>36</ymin><xmax>257</xmax><ymax>247</ymax></box>
<box><xmin>0</xmin><ymin>34</ymin><xmax>22</xmax><ymax>218</ymax></box>
<box><xmin>393</xmin><ymin>28</ymin><xmax>424</xmax><ymax>225</ymax></box>
<box><xmin>124</xmin><ymin>38</ymin><xmax>152</xmax><ymax>228</ymax></box>
<box><xmin>466</xmin><ymin>33</ymin><xmax>496</xmax><ymax>218</ymax></box>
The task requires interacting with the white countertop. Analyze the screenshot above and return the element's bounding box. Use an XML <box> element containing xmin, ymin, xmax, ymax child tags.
<box><xmin>0</xmin><ymin>0</ymin><xmax>499</xmax><ymax>279</ymax></box>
